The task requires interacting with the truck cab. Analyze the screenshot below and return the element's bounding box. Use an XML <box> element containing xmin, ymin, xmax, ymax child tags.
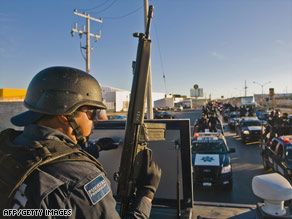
<box><xmin>261</xmin><ymin>135</ymin><xmax>292</xmax><ymax>183</ymax></box>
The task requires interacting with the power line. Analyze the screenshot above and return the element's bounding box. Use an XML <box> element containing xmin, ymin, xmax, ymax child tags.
<box><xmin>80</xmin><ymin>41</ymin><xmax>86</xmax><ymax>61</ymax></box>
<box><xmin>154</xmin><ymin>20</ymin><xmax>168</xmax><ymax>94</ymax></box>
<box><xmin>77</xmin><ymin>0</ymin><xmax>110</xmax><ymax>12</ymax></box>
<box><xmin>103</xmin><ymin>5</ymin><xmax>143</xmax><ymax>20</ymax></box>
<box><xmin>91</xmin><ymin>0</ymin><xmax>119</xmax><ymax>15</ymax></box>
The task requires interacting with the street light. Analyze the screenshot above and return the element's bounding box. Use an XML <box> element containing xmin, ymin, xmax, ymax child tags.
<box><xmin>253</xmin><ymin>81</ymin><xmax>271</xmax><ymax>104</ymax></box>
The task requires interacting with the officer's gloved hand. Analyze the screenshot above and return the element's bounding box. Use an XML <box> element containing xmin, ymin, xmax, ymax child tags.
<box><xmin>96</xmin><ymin>137</ymin><xmax>118</xmax><ymax>151</ymax></box>
<box><xmin>136</xmin><ymin>149</ymin><xmax>161</xmax><ymax>200</ymax></box>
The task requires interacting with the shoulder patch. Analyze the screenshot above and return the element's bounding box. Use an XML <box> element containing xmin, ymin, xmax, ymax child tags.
<box><xmin>84</xmin><ymin>174</ymin><xmax>110</xmax><ymax>205</ymax></box>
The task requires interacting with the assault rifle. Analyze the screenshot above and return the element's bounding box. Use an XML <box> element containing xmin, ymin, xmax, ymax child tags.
<box><xmin>116</xmin><ymin>5</ymin><xmax>166</xmax><ymax>217</ymax></box>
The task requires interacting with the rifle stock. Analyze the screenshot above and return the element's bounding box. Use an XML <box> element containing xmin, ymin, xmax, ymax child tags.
<box><xmin>117</xmin><ymin>5</ymin><xmax>154</xmax><ymax>217</ymax></box>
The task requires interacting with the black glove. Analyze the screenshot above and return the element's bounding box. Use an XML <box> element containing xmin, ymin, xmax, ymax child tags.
<box><xmin>96</xmin><ymin>137</ymin><xmax>118</xmax><ymax>151</ymax></box>
<box><xmin>136</xmin><ymin>149</ymin><xmax>161</xmax><ymax>200</ymax></box>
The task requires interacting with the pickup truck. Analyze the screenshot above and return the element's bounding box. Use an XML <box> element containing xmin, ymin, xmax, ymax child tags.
<box><xmin>260</xmin><ymin>135</ymin><xmax>292</xmax><ymax>182</ymax></box>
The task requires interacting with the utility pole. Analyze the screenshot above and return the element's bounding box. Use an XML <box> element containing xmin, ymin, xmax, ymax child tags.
<box><xmin>71</xmin><ymin>9</ymin><xmax>102</xmax><ymax>74</ymax></box>
<box><xmin>144</xmin><ymin>0</ymin><xmax>153</xmax><ymax>119</ymax></box>
<box><xmin>244</xmin><ymin>80</ymin><xmax>248</xmax><ymax>97</ymax></box>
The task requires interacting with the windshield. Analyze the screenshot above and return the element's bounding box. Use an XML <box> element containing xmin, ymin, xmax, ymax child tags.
<box><xmin>242</xmin><ymin>121</ymin><xmax>261</xmax><ymax>126</ymax></box>
<box><xmin>192</xmin><ymin>140</ymin><xmax>227</xmax><ymax>154</ymax></box>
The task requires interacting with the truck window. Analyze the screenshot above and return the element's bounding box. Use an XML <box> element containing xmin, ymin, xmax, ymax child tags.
<box><xmin>271</xmin><ymin>140</ymin><xmax>278</xmax><ymax>152</ymax></box>
<box><xmin>276</xmin><ymin>144</ymin><xmax>284</xmax><ymax>159</ymax></box>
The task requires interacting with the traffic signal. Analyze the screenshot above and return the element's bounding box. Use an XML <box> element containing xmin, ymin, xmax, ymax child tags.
<box><xmin>269</xmin><ymin>88</ymin><xmax>274</xmax><ymax>97</ymax></box>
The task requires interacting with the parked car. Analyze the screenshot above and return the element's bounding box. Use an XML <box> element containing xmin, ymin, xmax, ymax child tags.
<box><xmin>174</xmin><ymin>105</ymin><xmax>183</xmax><ymax>111</ymax></box>
<box><xmin>235</xmin><ymin>117</ymin><xmax>262</xmax><ymax>144</ymax></box>
<box><xmin>154</xmin><ymin>111</ymin><xmax>175</xmax><ymax>119</ymax></box>
<box><xmin>261</xmin><ymin>135</ymin><xmax>292</xmax><ymax>183</ymax></box>
<box><xmin>107</xmin><ymin>115</ymin><xmax>127</xmax><ymax>120</ymax></box>
<box><xmin>192</xmin><ymin>132</ymin><xmax>235</xmax><ymax>189</ymax></box>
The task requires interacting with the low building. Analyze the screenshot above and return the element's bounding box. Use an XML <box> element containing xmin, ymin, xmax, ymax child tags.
<box><xmin>0</xmin><ymin>88</ymin><xmax>26</xmax><ymax>101</ymax></box>
<box><xmin>102</xmin><ymin>85</ymin><xmax>165</xmax><ymax>112</ymax></box>
<box><xmin>0</xmin><ymin>86</ymin><xmax>166</xmax><ymax>112</ymax></box>
<box><xmin>154</xmin><ymin>95</ymin><xmax>185</xmax><ymax>109</ymax></box>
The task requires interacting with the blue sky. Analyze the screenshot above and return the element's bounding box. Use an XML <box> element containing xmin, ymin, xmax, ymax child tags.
<box><xmin>0</xmin><ymin>0</ymin><xmax>291</xmax><ymax>99</ymax></box>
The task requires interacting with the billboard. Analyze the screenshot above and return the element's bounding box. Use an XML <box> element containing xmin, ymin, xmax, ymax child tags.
<box><xmin>190</xmin><ymin>88</ymin><xmax>203</xmax><ymax>97</ymax></box>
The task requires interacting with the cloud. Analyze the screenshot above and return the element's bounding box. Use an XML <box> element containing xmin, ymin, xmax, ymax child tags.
<box><xmin>210</xmin><ymin>51</ymin><xmax>226</xmax><ymax>60</ymax></box>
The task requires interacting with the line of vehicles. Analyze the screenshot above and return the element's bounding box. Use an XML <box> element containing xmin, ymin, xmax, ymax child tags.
<box><xmin>192</xmin><ymin>101</ymin><xmax>292</xmax><ymax>194</ymax></box>
<box><xmin>225</xmin><ymin>108</ymin><xmax>263</xmax><ymax>144</ymax></box>
<box><xmin>193</xmin><ymin>101</ymin><xmax>292</xmax><ymax>195</ymax></box>
<box><xmin>223</xmin><ymin>103</ymin><xmax>292</xmax><ymax>187</ymax></box>
<box><xmin>192</xmin><ymin>103</ymin><xmax>236</xmax><ymax>190</ymax></box>
<box><xmin>108</xmin><ymin>101</ymin><xmax>292</xmax><ymax>195</ymax></box>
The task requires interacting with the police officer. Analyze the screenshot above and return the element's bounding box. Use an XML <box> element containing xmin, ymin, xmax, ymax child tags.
<box><xmin>197</xmin><ymin>113</ymin><xmax>209</xmax><ymax>132</ymax></box>
<box><xmin>239</xmin><ymin>105</ymin><xmax>247</xmax><ymax>117</ymax></box>
<box><xmin>281</xmin><ymin>113</ymin><xmax>291</xmax><ymax>135</ymax></box>
<box><xmin>7</xmin><ymin>66</ymin><xmax>161</xmax><ymax>218</ymax></box>
<box><xmin>248</xmin><ymin>106</ymin><xmax>255</xmax><ymax>116</ymax></box>
<box><xmin>281</xmin><ymin>113</ymin><xmax>289</xmax><ymax>125</ymax></box>
<box><xmin>267</xmin><ymin>110</ymin><xmax>274</xmax><ymax>126</ymax></box>
<box><xmin>272</xmin><ymin>111</ymin><xmax>284</xmax><ymax>137</ymax></box>
<box><xmin>208</xmin><ymin>112</ymin><xmax>219</xmax><ymax>132</ymax></box>
<box><xmin>202</xmin><ymin>106</ymin><xmax>208</xmax><ymax>116</ymax></box>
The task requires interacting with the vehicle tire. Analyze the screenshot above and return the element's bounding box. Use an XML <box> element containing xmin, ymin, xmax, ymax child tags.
<box><xmin>262</xmin><ymin>156</ymin><xmax>270</xmax><ymax>170</ymax></box>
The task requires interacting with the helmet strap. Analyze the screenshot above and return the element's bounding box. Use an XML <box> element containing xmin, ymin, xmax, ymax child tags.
<box><xmin>66</xmin><ymin>115</ymin><xmax>87</xmax><ymax>144</ymax></box>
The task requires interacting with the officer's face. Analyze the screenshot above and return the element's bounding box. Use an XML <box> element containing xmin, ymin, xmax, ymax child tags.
<box><xmin>74</xmin><ymin>106</ymin><xmax>95</xmax><ymax>137</ymax></box>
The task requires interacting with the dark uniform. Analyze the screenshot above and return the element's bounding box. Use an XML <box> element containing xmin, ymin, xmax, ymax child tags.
<box><xmin>11</xmin><ymin>124</ymin><xmax>151</xmax><ymax>218</ymax></box>
<box><xmin>197</xmin><ymin>116</ymin><xmax>209</xmax><ymax>132</ymax></box>
<box><xmin>208</xmin><ymin>114</ymin><xmax>219</xmax><ymax>132</ymax></box>
<box><xmin>239</xmin><ymin>106</ymin><xmax>247</xmax><ymax>117</ymax></box>
<box><xmin>248</xmin><ymin>107</ymin><xmax>255</xmax><ymax>116</ymax></box>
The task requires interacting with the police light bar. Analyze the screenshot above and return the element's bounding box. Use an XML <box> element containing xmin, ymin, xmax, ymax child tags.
<box><xmin>283</xmin><ymin>137</ymin><xmax>290</xmax><ymax>142</ymax></box>
<box><xmin>280</xmin><ymin>136</ymin><xmax>292</xmax><ymax>143</ymax></box>
<box><xmin>282</xmin><ymin>137</ymin><xmax>291</xmax><ymax>144</ymax></box>
<box><xmin>193</xmin><ymin>133</ymin><xmax>199</xmax><ymax>140</ymax></box>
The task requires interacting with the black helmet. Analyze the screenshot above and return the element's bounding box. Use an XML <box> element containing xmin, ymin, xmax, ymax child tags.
<box><xmin>11</xmin><ymin>66</ymin><xmax>105</xmax><ymax>144</ymax></box>
<box><xmin>24</xmin><ymin>66</ymin><xmax>106</xmax><ymax>115</ymax></box>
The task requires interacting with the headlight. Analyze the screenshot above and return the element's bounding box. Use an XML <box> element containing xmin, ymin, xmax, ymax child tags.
<box><xmin>221</xmin><ymin>165</ymin><xmax>231</xmax><ymax>174</ymax></box>
<box><xmin>243</xmin><ymin>130</ymin><xmax>250</xmax><ymax>135</ymax></box>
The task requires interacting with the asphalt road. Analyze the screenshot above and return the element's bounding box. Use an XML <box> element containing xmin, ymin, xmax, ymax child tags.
<box><xmin>173</xmin><ymin>109</ymin><xmax>266</xmax><ymax>205</ymax></box>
